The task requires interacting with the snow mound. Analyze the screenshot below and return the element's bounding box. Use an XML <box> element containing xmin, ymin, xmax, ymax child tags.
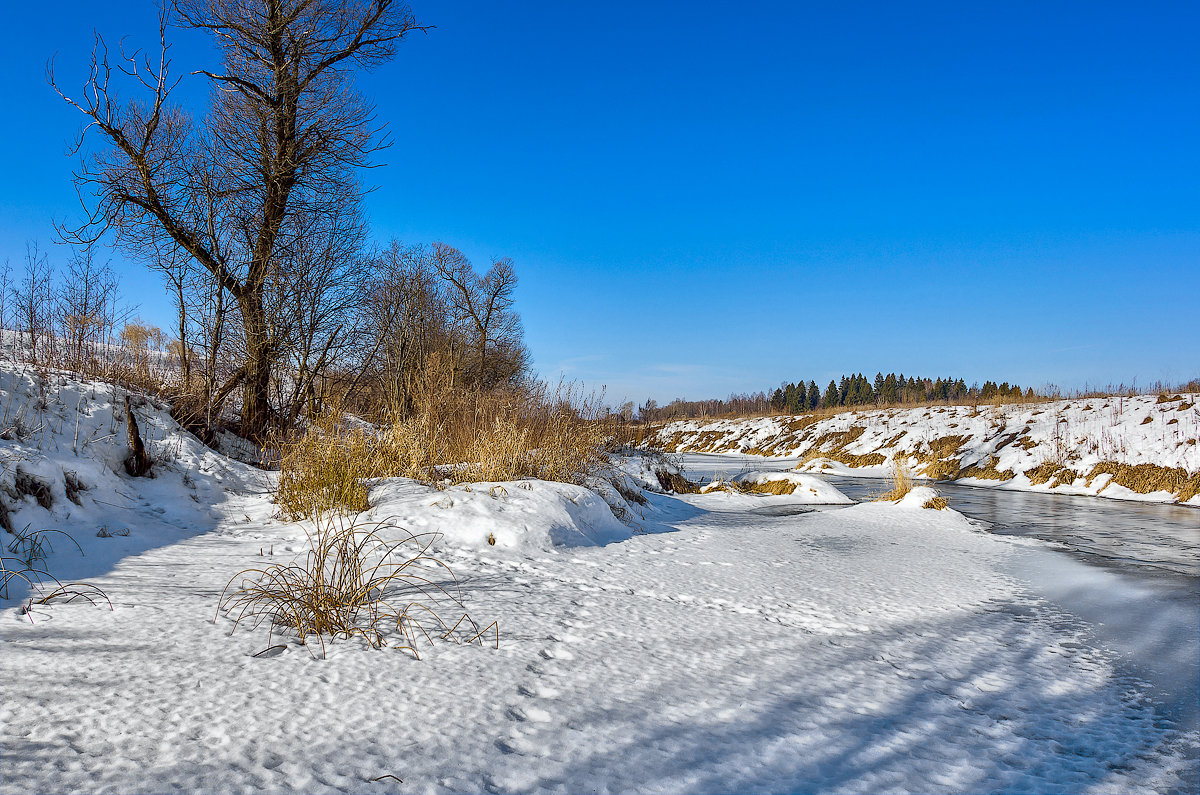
<box><xmin>734</xmin><ymin>471</ymin><xmax>853</xmax><ymax>504</ymax></box>
<box><xmin>368</xmin><ymin>477</ymin><xmax>632</xmax><ymax>552</ymax></box>
<box><xmin>893</xmin><ymin>485</ymin><xmax>946</xmax><ymax>510</ymax></box>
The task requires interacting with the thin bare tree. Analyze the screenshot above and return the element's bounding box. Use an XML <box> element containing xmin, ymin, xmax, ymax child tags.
<box><xmin>431</xmin><ymin>243</ymin><xmax>528</xmax><ymax>393</ymax></box>
<box><xmin>56</xmin><ymin>247</ymin><xmax>120</xmax><ymax>373</ymax></box>
<box><xmin>51</xmin><ymin>0</ymin><xmax>425</xmax><ymax>439</ymax></box>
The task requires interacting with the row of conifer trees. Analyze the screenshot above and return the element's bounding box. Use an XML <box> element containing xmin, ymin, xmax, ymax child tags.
<box><xmin>770</xmin><ymin>373</ymin><xmax>1031</xmax><ymax>413</ymax></box>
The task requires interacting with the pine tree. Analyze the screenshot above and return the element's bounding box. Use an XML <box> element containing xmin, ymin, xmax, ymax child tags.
<box><xmin>807</xmin><ymin>380</ymin><xmax>820</xmax><ymax>410</ymax></box>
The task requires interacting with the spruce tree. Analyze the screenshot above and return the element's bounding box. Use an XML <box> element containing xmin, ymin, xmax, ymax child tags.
<box><xmin>824</xmin><ymin>380</ymin><xmax>840</xmax><ymax>408</ymax></box>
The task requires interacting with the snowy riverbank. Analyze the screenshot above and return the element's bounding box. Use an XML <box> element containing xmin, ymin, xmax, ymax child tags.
<box><xmin>649</xmin><ymin>395</ymin><xmax>1200</xmax><ymax>506</ymax></box>
<box><xmin>2</xmin><ymin>366</ymin><xmax>1197</xmax><ymax>793</ymax></box>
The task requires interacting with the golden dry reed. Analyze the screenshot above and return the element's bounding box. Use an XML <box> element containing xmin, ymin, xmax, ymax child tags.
<box><xmin>277</xmin><ymin>359</ymin><xmax>619</xmax><ymax>520</ymax></box>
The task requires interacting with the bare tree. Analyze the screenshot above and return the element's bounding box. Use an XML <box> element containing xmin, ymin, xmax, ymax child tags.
<box><xmin>361</xmin><ymin>242</ymin><xmax>453</xmax><ymax>417</ymax></box>
<box><xmin>432</xmin><ymin>243</ymin><xmax>529</xmax><ymax>393</ymax></box>
<box><xmin>51</xmin><ymin>0</ymin><xmax>424</xmax><ymax>439</ymax></box>
<box><xmin>268</xmin><ymin>204</ymin><xmax>371</xmax><ymax>426</ymax></box>
<box><xmin>12</xmin><ymin>243</ymin><xmax>55</xmax><ymax>365</ymax></box>
<box><xmin>56</xmin><ymin>247</ymin><xmax>120</xmax><ymax>372</ymax></box>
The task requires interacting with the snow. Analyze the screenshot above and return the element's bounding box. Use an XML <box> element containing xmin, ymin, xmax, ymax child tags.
<box><xmin>367</xmin><ymin>478</ymin><xmax>632</xmax><ymax>551</ymax></box>
<box><xmin>2</xmin><ymin>363</ymin><xmax>1197</xmax><ymax>793</ymax></box>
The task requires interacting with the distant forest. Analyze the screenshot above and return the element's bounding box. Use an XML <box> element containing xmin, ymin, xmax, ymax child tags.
<box><xmin>638</xmin><ymin>373</ymin><xmax>1031</xmax><ymax>422</ymax></box>
<box><xmin>769</xmin><ymin>373</ymin><xmax>1032</xmax><ymax>414</ymax></box>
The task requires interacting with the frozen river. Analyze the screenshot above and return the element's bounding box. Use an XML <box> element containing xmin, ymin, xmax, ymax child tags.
<box><xmin>678</xmin><ymin>453</ymin><xmax>1200</xmax><ymax>735</ymax></box>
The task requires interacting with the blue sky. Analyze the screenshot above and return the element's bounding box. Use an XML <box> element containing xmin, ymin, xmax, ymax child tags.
<box><xmin>2</xmin><ymin>1</ymin><xmax>1197</xmax><ymax>405</ymax></box>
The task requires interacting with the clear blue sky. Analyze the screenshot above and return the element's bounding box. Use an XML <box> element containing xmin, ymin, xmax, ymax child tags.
<box><xmin>2</xmin><ymin>1</ymin><xmax>1197</xmax><ymax>405</ymax></box>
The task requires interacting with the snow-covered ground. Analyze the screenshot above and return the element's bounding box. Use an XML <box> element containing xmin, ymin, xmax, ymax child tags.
<box><xmin>650</xmin><ymin>395</ymin><xmax>1200</xmax><ymax>505</ymax></box>
<box><xmin>2</xmin><ymin>365</ymin><xmax>1197</xmax><ymax>793</ymax></box>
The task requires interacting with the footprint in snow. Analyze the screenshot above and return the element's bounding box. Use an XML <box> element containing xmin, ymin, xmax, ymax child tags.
<box><xmin>539</xmin><ymin>647</ymin><xmax>575</xmax><ymax>661</ymax></box>
<box><xmin>507</xmin><ymin>705</ymin><xmax>552</xmax><ymax>723</ymax></box>
<box><xmin>517</xmin><ymin>683</ymin><xmax>561</xmax><ymax>699</ymax></box>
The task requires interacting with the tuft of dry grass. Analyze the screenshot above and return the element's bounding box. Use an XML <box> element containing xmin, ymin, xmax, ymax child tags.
<box><xmin>738</xmin><ymin>479</ymin><xmax>797</xmax><ymax>495</ymax></box>
<box><xmin>1026</xmin><ymin>461</ymin><xmax>1077</xmax><ymax>487</ymax></box>
<box><xmin>876</xmin><ymin>456</ymin><xmax>915</xmax><ymax>501</ymax></box>
<box><xmin>923</xmin><ymin>496</ymin><xmax>949</xmax><ymax>510</ymax></box>
<box><xmin>217</xmin><ymin>514</ymin><xmax>496</xmax><ymax>658</ymax></box>
<box><xmin>921</xmin><ymin>458</ymin><xmax>961</xmax><ymax>481</ymax></box>
<box><xmin>654</xmin><ymin>468</ymin><xmax>699</xmax><ymax>494</ymax></box>
<box><xmin>959</xmin><ymin>456</ymin><xmax>1015</xmax><ymax>481</ymax></box>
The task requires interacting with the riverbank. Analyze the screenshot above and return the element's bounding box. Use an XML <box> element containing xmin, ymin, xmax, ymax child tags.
<box><xmin>648</xmin><ymin>394</ymin><xmax>1200</xmax><ymax>505</ymax></box>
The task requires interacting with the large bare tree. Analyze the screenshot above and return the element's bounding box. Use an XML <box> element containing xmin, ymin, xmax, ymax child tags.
<box><xmin>51</xmin><ymin>0</ymin><xmax>423</xmax><ymax>439</ymax></box>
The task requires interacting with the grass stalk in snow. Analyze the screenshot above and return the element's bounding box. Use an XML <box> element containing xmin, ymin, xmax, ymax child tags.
<box><xmin>876</xmin><ymin>456</ymin><xmax>915</xmax><ymax>502</ymax></box>
<box><xmin>217</xmin><ymin>514</ymin><xmax>497</xmax><ymax>658</ymax></box>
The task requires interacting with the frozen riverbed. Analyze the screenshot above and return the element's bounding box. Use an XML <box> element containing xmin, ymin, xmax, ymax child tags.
<box><xmin>3</xmin><ymin>458</ymin><xmax>1197</xmax><ymax>793</ymax></box>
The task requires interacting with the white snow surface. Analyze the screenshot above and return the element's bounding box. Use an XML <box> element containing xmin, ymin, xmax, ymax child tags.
<box><xmin>2</xmin><ymin>364</ymin><xmax>1197</xmax><ymax>794</ymax></box>
<box><xmin>367</xmin><ymin>478</ymin><xmax>633</xmax><ymax>551</ymax></box>
<box><xmin>651</xmin><ymin>395</ymin><xmax>1200</xmax><ymax>505</ymax></box>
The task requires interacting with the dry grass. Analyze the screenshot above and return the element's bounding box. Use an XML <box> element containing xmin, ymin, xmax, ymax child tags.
<box><xmin>1025</xmin><ymin>461</ymin><xmax>1078</xmax><ymax>487</ymax></box>
<box><xmin>278</xmin><ymin>369</ymin><xmax>619</xmax><ymax>520</ymax></box>
<box><xmin>921</xmin><ymin>458</ymin><xmax>961</xmax><ymax>481</ymax></box>
<box><xmin>923</xmin><ymin>496</ymin><xmax>949</xmax><ymax>510</ymax></box>
<box><xmin>959</xmin><ymin>456</ymin><xmax>1015</xmax><ymax>481</ymax></box>
<box><xmin>217</xmin><ymin>514</ymin><xmax>495</xmax><ymax>659</ymax></box>
<box><xmin>1084</xmin><ymin>461</ymin><xmax>1198</xmax><ymax>502</ymax></box>
<box><xmin>876</xmin><ymin>456</ymin><xmax>915</xmax><ymax>501</ymax></box>
<box><xmin>738</xmin><ymin>479</ymin><xmax>797</xmax><ymax>495</ymax></box>
<box><xmin>2</xmin><ymin>526</ymin><xmax>112</xmax><ymax>620</ymax></box>
<box><xmin>654</xmin><ymin>468</ymin><xmax>700</xmax><ymax>494</ymax></box>
<box><xmin>924</xmin><ymin>435</ymin><xmax>969</xmax><ymax>459</ymax></box>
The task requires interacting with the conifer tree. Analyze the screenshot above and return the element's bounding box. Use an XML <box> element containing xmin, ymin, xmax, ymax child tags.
<box><xmin>807</xmin><ymin>380</ymin><xmax>820</xmax><ymax>410</ymax></box>
<box><xmin>824</xmin><ymin>380</ymin><xmax>840</xmax><ymax>408</ymax></box>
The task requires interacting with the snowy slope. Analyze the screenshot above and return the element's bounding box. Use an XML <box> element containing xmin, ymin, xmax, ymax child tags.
<box><xmin>649</xmin><ymin>395</ymin><xmax>1200</xmax><ymax>505</ymax></box>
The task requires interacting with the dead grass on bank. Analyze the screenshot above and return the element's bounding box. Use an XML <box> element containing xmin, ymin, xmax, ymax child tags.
<box><xmin>738</xmin><ymin>479</ymin><xmax>797</xmax><ymax>495</ymax></box>
<box><xmin>277</xmin><ymin>371</ymin><xmax>619</xmax><ymax>520</ymax></box>
<box><xmin>1084</xmin><ymin>461</ymin><xmax>1200</xmax><ymax>501</ymax></box>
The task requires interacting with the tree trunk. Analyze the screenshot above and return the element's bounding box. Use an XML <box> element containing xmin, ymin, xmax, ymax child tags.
<box><xmin>239</xmin><ymin>294</ymin><xmax>272</xmax><ymax>441</ymax></box>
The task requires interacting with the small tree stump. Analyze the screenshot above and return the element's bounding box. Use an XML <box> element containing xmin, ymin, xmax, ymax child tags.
<box><xmin>124</xmin><ymin>396</ymin><xmax>152</xmax><ymax>477</ymax></box>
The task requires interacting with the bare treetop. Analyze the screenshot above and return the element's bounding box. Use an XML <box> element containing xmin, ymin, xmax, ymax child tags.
<box><xmin>49</xmin><ymin>0</ymin><xmax>424</xmax><ymax>438</ymax></box>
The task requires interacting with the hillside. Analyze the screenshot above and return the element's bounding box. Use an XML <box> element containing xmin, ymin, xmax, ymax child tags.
<box><xmin>648</xmin><ymin>394</ymin><xmax>1200</xmax><ymax>506</ymax></box>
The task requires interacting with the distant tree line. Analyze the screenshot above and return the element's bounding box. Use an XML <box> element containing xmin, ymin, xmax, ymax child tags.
<box><xmin>770</xmin><ymin>372</ymin><xmax>1033</xmax><ymax>413</ymax></box>
<box><xmin>638</xmin><ymin>392</ymin><xmax>771</xmax><ymax>422</ymax></box>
